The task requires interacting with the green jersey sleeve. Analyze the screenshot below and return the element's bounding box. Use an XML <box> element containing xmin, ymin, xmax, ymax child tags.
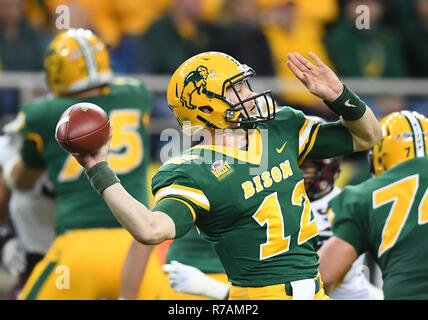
<box><xmin>295</xmin><ymin>113</ymin><xmax>353</xmax><ymax>162</ymax></box>
<box><xmin>275</xmin><ymin>107</ymin><xmax>353</xmax><ymax>163</ymax></box>
<box><xmin>328</xmin><ymin>185</ymin><xmax>370</xmax><ymax>255</ymax></box>
<box><xmin>151</xmin><ymin>169</ymin><xmax>209</xmax><ymax>238</ymax></box>
<box><xmin>17</xmin><ymin>103</ymin><xmax>46</xmax><ymax>169</ymax></box>
<box><xmin>307</xmin><ymin>120</ymin><xmax>354</xmax><ymax>160</ymax></box>
<box><xmin>153</xmin><ymin>198</ymin><xmax>194</xmax><ymax>238</ymax></box>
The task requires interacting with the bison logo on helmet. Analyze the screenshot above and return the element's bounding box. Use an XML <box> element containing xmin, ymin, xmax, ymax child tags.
<box><xmin>180</xmin><ymin>65</ymin><xmax>209</xmax><ymax>109</ymax></box>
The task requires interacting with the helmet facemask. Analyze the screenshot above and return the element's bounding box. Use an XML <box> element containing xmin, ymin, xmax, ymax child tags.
<box><xmin>220</xmin><ymin>66</ymin><xmax>276</xmax><ymax>130</ymax></box>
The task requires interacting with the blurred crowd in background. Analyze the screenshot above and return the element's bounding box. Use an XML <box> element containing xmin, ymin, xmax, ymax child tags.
<box><xmin>0</xmin><ymin>0</ymin><xmax>427</xmax><ymax>184</ymax></box>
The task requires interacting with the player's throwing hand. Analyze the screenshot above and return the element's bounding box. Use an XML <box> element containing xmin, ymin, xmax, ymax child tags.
<box><xmin>74</xmin><ymin>128</ymin><xmax>113</xmax><ymax>169</ymax></box>
<box><xmin>287</xmin><ymin>52</ymin><xmax>344</xmax><ymax>102</ymax></box>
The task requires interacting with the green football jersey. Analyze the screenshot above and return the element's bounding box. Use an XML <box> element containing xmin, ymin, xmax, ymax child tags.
<box><xmin>152</xmin><ymin>106</ymin><xmax>354</xmax><ymax>287</ymax></box>
<box><xmin>166</xmin><ymin>227</ymin><xmax>225</xmax><ymax>273</ymax></box>
<box><xmin>328</xmin><ymin>157</ymin><xmax>428</xmax><ymax>300</ymax></box>
<box><xmin>18</xmin><ymin>77</ymin><xmax>151</xmax><ymax>235</ymax></box>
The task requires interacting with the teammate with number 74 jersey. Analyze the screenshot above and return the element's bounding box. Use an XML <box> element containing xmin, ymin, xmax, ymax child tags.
<box><xmin>319</xmin><ymin>110</ymin><xmax>428</xmax><ymax>300</ymax></box>
<box><xmin>74</xmin><ymin>51</ymin><xmax>381</xmax><ymax>300</ymax></box>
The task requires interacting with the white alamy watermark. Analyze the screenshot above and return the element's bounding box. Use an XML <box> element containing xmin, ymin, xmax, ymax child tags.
<box><xmin>355</xmin><ymin>5</ymin><xmax>370</xmax><ymax>30</ymax></box>
<box><xmin>55</xmin><ymin>5</ymin><xmax>70</xmax><ymax>30</ymax></box>
<box><xmin>55</xmin><ymin>265</ymin><xmax>70</xmax><ymax>290</ymax></box>
<box><xmin>159</xmin><ymin>125</ymin><xmax>269</xmax><ymax>176</ymax></box>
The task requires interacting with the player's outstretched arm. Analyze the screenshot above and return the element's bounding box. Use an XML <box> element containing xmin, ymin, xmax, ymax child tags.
<box><xmin>317</xmin><ymin>236</ymin><xmax>358</xmax><ymax>290</ymax></box>
<box><xmin>74</xmin><ymin>134</ymin><xmax>176</xmax><ymax>245</ymax></box>
<box><xmin>287</xmin><ymin>52</ymin><xmax>381</xmax><ymax>152</ymax></box>
<box><xmin>102</xmin><ymin>183</ymin><xmax>175</xmax><ymax>244</ymax></box>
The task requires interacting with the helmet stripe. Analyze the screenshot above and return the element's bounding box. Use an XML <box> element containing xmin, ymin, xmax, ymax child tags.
<box><xmin>401</xmin><ymin>111</ymin><xmax>426</xmax><ymax>158</ymax></box>
<box><xmin>69</xmin><ymin>30</ymin><xmax>99</xmax><ymax>81</ymax></box>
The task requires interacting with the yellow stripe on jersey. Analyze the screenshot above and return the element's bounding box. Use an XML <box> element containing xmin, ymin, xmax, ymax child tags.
<box><xmin>298</xmin><ymin>118</ymin><xmax>316</xmax><ymax>155</ymax></box>
<box><xmin>298</xmin><ymin>123</ymin><xmax>321</xmax><ymax>166</ymax></box>
<box><xmin>156</xmin><ymin>197</ymin><xmax>197</xmax><ymax>221</ymax></box>
<box><xmin>154</xmin><ymin>184</ymin><xmax>210</xmax><ymax>211</ymax></box>
<box><xmin>298</xmin><ymin>118</ymin><xmax>310</xmax><ymax>138</ymax></box>
<box><xmin>26</xmin><ymin>133</ymin><xmax>44</xmax><ymax>153</ymax></box>
<box><xmin>326</xmin><ymin>207</ymin><xmax>335</xmax><ymax>225</ymax></box>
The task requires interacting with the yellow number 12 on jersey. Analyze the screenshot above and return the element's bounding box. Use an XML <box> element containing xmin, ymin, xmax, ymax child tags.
<box><xmin>253</xmin><ymin>180</ymin><xmax>319</xmax><ymax>260</ymax></box>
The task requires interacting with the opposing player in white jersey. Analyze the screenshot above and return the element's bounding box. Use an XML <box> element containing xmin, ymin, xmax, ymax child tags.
<box><xmin>300</xmin><ymin>159</ymin><xmax>372</xmax><ymax>299</ymax></box>
<box><xmin>163</xmin><ymin>117</ymin><xmax>382</xmax><ymax>300</ymax></box>
<box><xmin>0</xmin><ymin>125</ymin><xmax>55</xmax><ymax>299</ymax></box>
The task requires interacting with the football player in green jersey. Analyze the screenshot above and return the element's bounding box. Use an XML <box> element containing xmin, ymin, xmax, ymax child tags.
<box><xmin>1</xmin><ymin>28</ymin><xmax>160</xmax><ymax>299</ymax></box>
<box><xmin>319</xmin><ymin>110</ymin><xmax>428</xmax><ymax>300</ymax></box>
<box><xmin>75</xmin><ymin>51</ymin><xmax>381</xmax><ymax>300</ymax></box>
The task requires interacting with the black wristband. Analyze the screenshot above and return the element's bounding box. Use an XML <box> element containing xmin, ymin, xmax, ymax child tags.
<box><xmin>323</xmin><ymin>84</ymin><xmax>367</xmax><ymax>121</ymax></box>
<box><xmin>85</xmin><ymin>161</ymin><xmax>120</xmax><ymax>195</ymax></box>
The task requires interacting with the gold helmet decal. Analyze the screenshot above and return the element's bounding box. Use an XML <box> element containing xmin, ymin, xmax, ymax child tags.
<box><xmin>180</xmin><ymin>65</ymin><xmax>210</xmax><ymax>110</ymax></box>
<box><xmin>167</xmin><ymin>51</ymin><xmax>275</xmax><ymax>135</ymax></box>
<box><xmin>371</xmin><ymin>111</ymin><xmax>428</xmax><ymax>176</ymax></box>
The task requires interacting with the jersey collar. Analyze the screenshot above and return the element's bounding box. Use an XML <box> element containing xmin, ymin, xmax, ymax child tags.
<box><xmin>191</xmin><ymin>128</ymin><xmax>263</xmax><ymax>165</ymax></box>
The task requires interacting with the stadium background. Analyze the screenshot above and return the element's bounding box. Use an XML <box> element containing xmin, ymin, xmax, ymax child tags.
<box><xmin>0</xmin><ymin>0</ymin><xmax>427</xmax><ymax>297</ymax></box>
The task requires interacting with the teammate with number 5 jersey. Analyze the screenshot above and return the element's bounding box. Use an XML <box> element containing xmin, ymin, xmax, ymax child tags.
<box><xmin>319</xmin><ymin>111</ymin><xmax>428</xmax><ymax>300</ymax></box>
<box><xmin>1</xmin><ymin>29</ymin><xmax>160</xmax><ymax>299</ymax></box>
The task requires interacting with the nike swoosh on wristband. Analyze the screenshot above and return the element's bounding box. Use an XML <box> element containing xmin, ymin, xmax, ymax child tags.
<box><xmin>344</xmin><ymin>99</ymin><xmax>357</xmax><ymax>108</ymax></box>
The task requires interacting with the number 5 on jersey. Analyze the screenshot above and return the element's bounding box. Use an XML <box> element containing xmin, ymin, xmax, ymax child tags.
<box><xmin>58</xmin><ymin>109</ymin><xmax>144</xmax><ymax>182</ymax></box>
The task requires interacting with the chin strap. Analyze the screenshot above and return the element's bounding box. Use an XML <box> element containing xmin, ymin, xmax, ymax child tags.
<box><xmin>196</xmin><ymin>115</ymin><xmax>219</xmax><ymax>129</ymax></box>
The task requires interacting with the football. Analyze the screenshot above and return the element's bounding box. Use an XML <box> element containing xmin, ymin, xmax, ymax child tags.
<box><xmin>55</xmin><ymin>102</ymin><xmax>110</xmax><ymax>156</ymax></box>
